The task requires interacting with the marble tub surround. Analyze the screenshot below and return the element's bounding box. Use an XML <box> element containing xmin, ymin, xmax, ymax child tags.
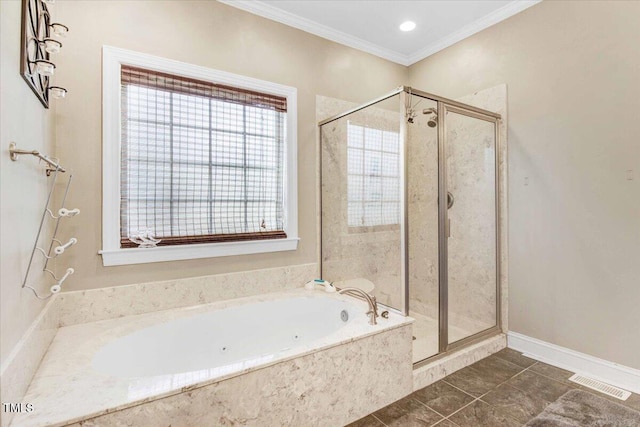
<box><xmin>66</xmin><ymin>325</ymin><xmax>413</xmax><ymax>427</ymax></box>
<box><xmin>12</xmin><ymin>289</ymin><xmax>413</xmax><ymax>427</ymax></box>
<box><xmin>56</xmin><ymin>262</ymin><xmax>316</xmax><ymax>326</ymax></box>
<box><xmin>413</xmin><ymin>333</ymin><xmax>507</xmax><ymax>391</ymax></box>
<box><xmin>0</xmin><ymin>297</ymin><xmax>59</xmax><ymax>427</ymax></box>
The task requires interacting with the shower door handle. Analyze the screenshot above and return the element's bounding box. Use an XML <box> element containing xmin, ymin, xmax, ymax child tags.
<box><xmin>447</xmin><ymin>192</ymin><xmax>454</xmax><ymax>209</ymax></box>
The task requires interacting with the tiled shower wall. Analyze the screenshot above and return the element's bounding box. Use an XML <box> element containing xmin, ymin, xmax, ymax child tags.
<box><xmin>318</xmin><ymin>95</ymin><xmax>404</xmax><ymax>310</ymax></box>
<box><xmin>407</xmin><ymin>85</ymin><xmax>507</xmax><ymax>333</ymax></box>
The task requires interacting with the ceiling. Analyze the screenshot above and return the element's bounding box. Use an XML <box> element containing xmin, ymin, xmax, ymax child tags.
<box><xmin>219</xmin><ymin>0</ymin><xmax>541</xmax><ymax>66</ymax></box>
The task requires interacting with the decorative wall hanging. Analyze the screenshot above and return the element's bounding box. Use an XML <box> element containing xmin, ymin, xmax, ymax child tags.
<box><xmin>20</xmin><ymin>0</ymin><xmax>68</xmax><ymax>108</ymax></box>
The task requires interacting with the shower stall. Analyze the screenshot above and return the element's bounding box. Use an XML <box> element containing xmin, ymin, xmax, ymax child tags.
<box><xmin>319</xmin><ymin>86</ymin><xmax>504</xmax><ymax>364</ymax></box>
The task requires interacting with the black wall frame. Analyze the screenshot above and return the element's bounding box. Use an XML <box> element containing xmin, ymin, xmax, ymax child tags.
<box><xmin>21</xmin><ymin>0</ymin><xmax>51</xmax><ymax>108</ymax></box>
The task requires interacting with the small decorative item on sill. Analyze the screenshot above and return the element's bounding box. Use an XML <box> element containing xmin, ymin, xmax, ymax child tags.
<box><xmin>129</xmin><ymin>229</ymin><xmax>161</xmax><ymax>248</ymax></box>
<box><xmin>20</xmin><ymin>0</ymin><xmax>68</xmax><ymax>108</ymax></box>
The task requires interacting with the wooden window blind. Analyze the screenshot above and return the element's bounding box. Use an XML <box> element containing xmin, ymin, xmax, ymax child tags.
<box><xmin>120</xmin><ymin>66</ymin><xmax>287</xmax><ymax>248</ymax></box>
<box><xmin>347</xmin><ymin>122</ymin><xmax>400</xmax><ymax>227</ymax></box>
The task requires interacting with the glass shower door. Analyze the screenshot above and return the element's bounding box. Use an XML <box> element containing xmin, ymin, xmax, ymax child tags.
<box><xmin>319</xmin><ymin>94</ymin><xmax>406</xmax><ymax>314</ymax></box>
<box><xmin>442</xmin><ymin>105</ymin><xmax>499</xmax><ymax>346</ymax></box>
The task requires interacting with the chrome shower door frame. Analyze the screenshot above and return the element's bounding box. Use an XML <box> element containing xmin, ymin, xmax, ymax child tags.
<box><xmin>318</xmin><ymin>87</ymin><xmax>409</xmax><ymax>317</ymax></box>
<box><xmin>436</xmin><ymin>100</ymin><xmax>503</xmax><ymax>355</ymax></box>
<box><xmin>318</xmin><ymin>86</ymin><xmax>504</xmax><ymax>364</ymax></box>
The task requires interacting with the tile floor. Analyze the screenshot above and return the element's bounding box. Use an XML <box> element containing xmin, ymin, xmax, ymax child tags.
<box><xmin>347</xmin><ymin>348</ymin><xmax>640</xmax><ymax>426</ymax></box>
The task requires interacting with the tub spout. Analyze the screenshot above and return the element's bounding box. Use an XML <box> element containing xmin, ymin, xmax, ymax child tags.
<box><xmin>337</xmin><ymin>287</ymin><xmax>379</xmax><ymax>325</ymax></box>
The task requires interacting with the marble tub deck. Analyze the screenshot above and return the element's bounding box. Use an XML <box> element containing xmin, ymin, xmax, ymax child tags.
<box><xmin>12</xmin><ymin>289</ymin><xmax>413</xmax><ymax>427</ymax></box>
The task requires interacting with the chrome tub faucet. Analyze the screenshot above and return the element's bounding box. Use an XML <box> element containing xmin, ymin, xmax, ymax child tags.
<box><xmin>337</xmin><ymin>287</ymin><xmax>379</xmax><ymax>325</ymax></box>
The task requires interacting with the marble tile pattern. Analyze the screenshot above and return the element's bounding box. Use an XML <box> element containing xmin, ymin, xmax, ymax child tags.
<box><xmin>482</xmin><ymin>383</ymin><xmax>549</xmax><ymax>423</ymax></box>
<box><xmin>493</xmin><ymin>346</ymin><xmax>536</xmax><ymax>369</ymax></box>
<box><xmin>411</xmin><ymin>312</ymin><xmax>480</xmax><ymax>363</ymax></box>
<box><xmin>445</xmin><ymin>109</ymin><xmax>498</xmax><ymax>334</ymax></box>
<box><xmin>318</xmin><ymin>95</ymin><xmax>404</xmax><ymax>310</ymax></box>
<box><xmin>12</xmin><ymin>289</ymin><xmax>413</xmax><ymax>427</ymax></box>
<box><xmin>374</xmin><ymin>395</ymin><xmax>442</xmax><ymax>426</ymax></box>
<box><xmin>407</xmin><ymin>85</ymin><xmax>508</xmax><ymax>336</ymax></box>
<box><xmin>56</xmin><ymin>263</ymin><xmax>317</xmax><ymax>326</ymax></box>
<box><xmin>444</xmin><ymin>350</ymin><xmax>523</xmax><ymax>397</ymax></box>
<box><xmin>348</xmin><ymin>414</ymin><xmax>385</xmax><ymax>427</ymax></box>
<box><xmin>65</xmin><ymin>325</ymin><xmax>412</xmax><ymax>427</ymax></box>
<box><xmin>524</xmin><ymin>389</ymin><xmax>640</xmax><ymax>426</ymax></box>
<box><xmin>454</xmin><ymin>84</ymin><xmax>509</xmax><ymax>334</ymax></box>
<box><xmin>412</xmin><ymin>333</ymin><xmax>507</xmax><ymax>391</ymax></box>
<box><xmin>0</xmin><ymin>298</ymin><xmax>59</xmax><ymax>427</ymax></box>
<box><xmin>449</xmin><ymin>400</ymin><xmax>521</xmax><ymax>427</ymax></box>
<box><xmin>407</xmin><ymin>96</ymin><xmax>440</xmax><ymax>321</ymax></box>
<box><xmin>507</xmin><ymin>370</ymin><xmax>574</xmax><ymax>402</ymax></box>
<box><xmin>412</xmin><ymin>379</ymin><xmax>475</xmax><ymax>416</ymax></box>
<box><xmin>528</xmin><ymin>361</ymin><xmax>576</xmax><ymax>384</ymax></box>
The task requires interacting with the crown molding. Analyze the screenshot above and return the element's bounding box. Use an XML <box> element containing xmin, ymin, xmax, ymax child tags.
<box><xmin>218</xmin><ymin>0</ymin><xmax>411</xmax><ymax>66</ymax></box>
<box><xmin>218</xmin><ymin>0</ymin><xmax>542</xmax><ymax>67</ymax></box>
<box><xmin>407</xmin><ymin>0</ymin><xmax>542</xmax><ymax>65</ymax></box>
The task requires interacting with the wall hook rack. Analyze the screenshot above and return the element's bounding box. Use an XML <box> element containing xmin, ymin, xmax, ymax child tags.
<box><xmin>9</xmin><ymin>142</ymin><xmax>78</xmax><ymax>299</ymax></box>
<box><xmin>9</xmin><ymin>142</ymin><xmax>66</xmax><ymax>175</ymax></box>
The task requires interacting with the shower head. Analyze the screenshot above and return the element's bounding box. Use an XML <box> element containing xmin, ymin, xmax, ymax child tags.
<box><xmin>406</xmin><ymin>107</ymin><xmax>417</xmax><ymax>123</ymax></box>
<box><xmin>423</xmin><ymin>108</ymin><xmax>438</xmax><ymax>127</ymax></box>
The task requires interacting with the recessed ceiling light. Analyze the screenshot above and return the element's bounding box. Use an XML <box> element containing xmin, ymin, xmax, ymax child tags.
<box><xmin>399</xmin><ymin>21</ymin><xmax>416</xmax><ymax>32</ymax></box>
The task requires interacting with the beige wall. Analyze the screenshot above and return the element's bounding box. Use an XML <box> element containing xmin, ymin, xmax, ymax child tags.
<box><xmin>409</xmin><ymin>0</ymin><xmax>640</xmax><ymax>369</ymax></box>
<box><xmin>53</xmin><ymin>0</ymin><xmax>407</xmax><ymax>290</ymax></box>
<box><xmin>0</xmin><ymin>0</ymin><xmax>56</xmax><ymax>363</ymax></box>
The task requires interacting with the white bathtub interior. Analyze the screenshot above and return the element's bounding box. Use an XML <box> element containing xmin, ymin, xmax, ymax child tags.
<box><xmin>93</xmin><ymin>296</ymin><xmax>354</xmax><ymax>378</ymax></box>
<box><xmin>12</xmin><ymin>290</ymin><xmax>412</xmax><ymax>427</ymax></box>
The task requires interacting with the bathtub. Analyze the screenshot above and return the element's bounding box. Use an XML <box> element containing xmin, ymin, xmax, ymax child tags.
<box><xmin>93</xmin><ymin>296</ymin><xmax>357</xmax><ymax>378</ymax></box>
<box><xmin>13</xmin><ymin>290</ymin><xmax>413</xmax><ymax>427</ymax></box>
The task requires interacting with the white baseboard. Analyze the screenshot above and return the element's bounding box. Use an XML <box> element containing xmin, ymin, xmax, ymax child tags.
<box><xmin>507</xmin><ymin>331</ymin><xmax>640</xmax><ymax>394</ymax></box>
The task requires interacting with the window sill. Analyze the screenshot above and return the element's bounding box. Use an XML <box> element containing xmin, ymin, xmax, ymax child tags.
<box><xmin>99</xmin><ymin>237</ymin><xmax>300</xmax><ymax>266</ymax></box>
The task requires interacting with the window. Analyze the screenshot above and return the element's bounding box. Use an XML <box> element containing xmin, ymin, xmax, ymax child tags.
<box><xmin>120</xmin><ymin>66</ymin><xmax>287</xmax><ymax>246</ymax></box>
<box><xmin>101</xmin><ymin>47</ymin><xmax>298</xmax><ymax>266</ymax></box>
<box><xmin>347</xmin><ymin>122</ymin><xmax>400</xmax><ymax>228</ymax></box>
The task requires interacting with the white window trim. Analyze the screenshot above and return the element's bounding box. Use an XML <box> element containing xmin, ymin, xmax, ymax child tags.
<box><xmin>100</xmin><ymin>46</ymin><xmax>298</xmax><ymax>266</ymax></box>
